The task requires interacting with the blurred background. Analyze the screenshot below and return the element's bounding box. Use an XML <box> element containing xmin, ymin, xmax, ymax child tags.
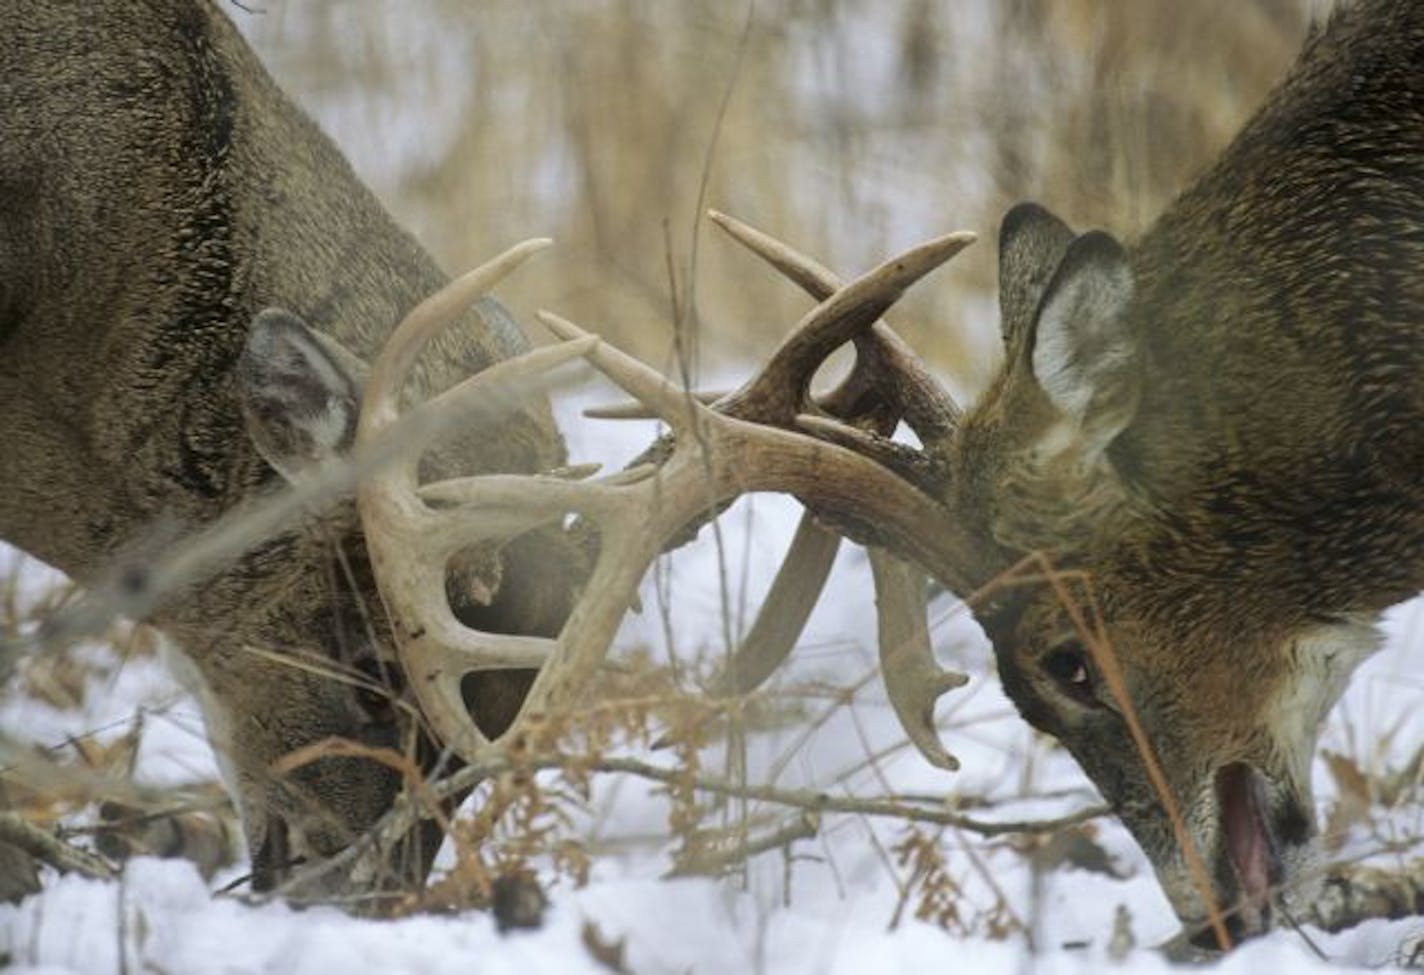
<box><xmin>237</xmin><ymin>0</ymin><xmax>1328</xmax><ymax>401</ymax></box>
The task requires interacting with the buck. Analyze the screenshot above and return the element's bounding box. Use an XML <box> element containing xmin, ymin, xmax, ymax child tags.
<box><xmin>0</xmin><ymin>0</ymin><xmax>591</xmax><ymax>893</ymax></box>
<box><xmin>681</xmin><ymin>1</ymin><xmax>1420</xmax><ymax>944</ymax></box>
<box><xmin>0</xmin><ymin>0</ymin><xmax>955</xmax><ymax>899</ymax></box>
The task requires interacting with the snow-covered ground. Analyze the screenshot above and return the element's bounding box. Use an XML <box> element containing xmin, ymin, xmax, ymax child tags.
<box><xmin>3</xmin><ymin>380</ymin><xmax>1423</xmax><ymax>974</ymax></box>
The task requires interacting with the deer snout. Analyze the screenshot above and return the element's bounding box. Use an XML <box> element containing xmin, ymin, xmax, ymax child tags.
<box><xmin>1186</xmin><ymin>762</ymin><xmax>1315</xmax><ymax>947</ymax></box>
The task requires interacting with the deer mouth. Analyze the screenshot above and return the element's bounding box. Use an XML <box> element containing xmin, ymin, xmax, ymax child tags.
<box><xmin>1215</xmin><ymin>762</ymin><xmax>1282</xmax><ymax>934</ymax></box>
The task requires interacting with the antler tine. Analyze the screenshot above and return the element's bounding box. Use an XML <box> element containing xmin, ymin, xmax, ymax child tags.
<box><xmin>708</xmin><ymin>210</ymin><xmax>965</xmax><ymax>443</ymax></box>
<box><xmin>418</xmin><ymin>335</ymin><xmax>595</xmax><ymax>430</ymax></box>
<box><xmin>706</xmin><ymin>209</ymin><xmax>839</xmax><ymax>296</ymax></box>
<box><xmin>867</xmin><ymin>327</ymin><xmax>961</xmax><ymax>442</ymax></box>
<box><xmin>794</xmin><ymin>413</ymin><xmax>929</xmax><ymax>487</ymax></box>
<box><xmin>869</xmin><ymin>549</ymin><xmax>967</xmax><ymax>771</ymax></box>
<box><xmin>719</xmin><ymin>229</ymin><xmax>975</xmax><ymax>423</ymax></box>
<box><xmin>705</xmin><ymin>515</ymin><xmax>840</xmax><ymax>695</ymax></box>
<box><xmin>584</xmin><ymin>390</ymin><xmax>725</xmax><ymax>420</ymax></box>
<box><xmin>538</xmin><ymin>310</ymin><xmax>714</xmax><ymax>436</ymax></box>
<box><xmin>361</xmin><ymin>238</ymin><xmax>553</xmax><ymax>437</ymax></box>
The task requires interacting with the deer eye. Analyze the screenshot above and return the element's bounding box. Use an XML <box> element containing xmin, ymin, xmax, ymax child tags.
<box><xmin>1041</xmin><ymin>641</ymin><xmax>1099</xmax><ymax>706</ymax></box>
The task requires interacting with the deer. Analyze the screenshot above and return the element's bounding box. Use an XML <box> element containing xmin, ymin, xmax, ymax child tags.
<box><xmin>0</xmin><ymin>0</ymin><xmax>595</xmax><ymax>895</ymax></box>
<box><xmin>298</xmin><ymin>0</ymin><xmax>1422</xmax><ymax>950</ymax></box>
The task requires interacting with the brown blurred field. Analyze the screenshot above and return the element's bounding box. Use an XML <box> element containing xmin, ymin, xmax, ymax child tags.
<box><xmin>239</xmin><ymin>0</ymin><xmax>1320</xmax><ymax>397</ymax></box>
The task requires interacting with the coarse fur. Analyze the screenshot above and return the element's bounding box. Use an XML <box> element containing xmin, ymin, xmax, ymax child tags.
<box><xmin>941</xmin><ymin>0</ymin><xmax>1424</xmax><ymax>941</ymax></box>
<box><xmin>0</xmin><ymin>0</ymin><xmax>584</xmax><ymax>894</ymax></box>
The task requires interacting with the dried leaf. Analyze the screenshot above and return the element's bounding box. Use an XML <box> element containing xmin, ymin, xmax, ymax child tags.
<box><xmin>580</xmin><ymin>920</ymin><xmax>628</xmax><ymax>974</ymax></box>
<box><xmin>1323</xmin><ymin>750</ymin><xmax>1372</xmax><ymax>852</ymax></box>
<box><xmin>1030</xmin><ymin>825</ymin><xmax>1127</xmax><ymax>879</ymax></box>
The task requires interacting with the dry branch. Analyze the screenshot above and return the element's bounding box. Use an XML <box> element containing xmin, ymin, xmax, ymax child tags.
<box><xmin>0</xmin><ymin>812</ymin><xmax>116</xmax><ymax>880</ymax></box>
<box><xmin>666</xmin><ymin>810</ymin><xmax>821</xmax><ymax>878</ymax></box>
<box><xmin>257</xmin><ymin>744</ymin><xmax>1109</xmax><ymax>903</ymax></box>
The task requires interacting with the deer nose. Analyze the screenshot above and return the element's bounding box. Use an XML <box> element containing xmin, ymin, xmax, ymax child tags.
<box><xmin>1181</xmin><ymin>763</ymin><xmax>1287</xmax><ymax>950</ymax></box>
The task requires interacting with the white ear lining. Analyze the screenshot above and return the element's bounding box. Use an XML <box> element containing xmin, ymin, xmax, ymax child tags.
<box><xmin>238</xmin><ymin>309</ymin><xmax>363</xmax><ymax>483</ymax></box>
<box><xmin>1031</xmin><ymin>256</ymin><xmax>1134</xmax><ymax>424</ymax></box>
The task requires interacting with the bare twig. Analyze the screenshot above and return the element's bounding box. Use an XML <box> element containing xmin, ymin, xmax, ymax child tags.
<box><xmin>250</xmin><ymin>743</ymin><xmax>1109</xmax><ymax>903</ymax></box>
<box><xmin>0</xmin><ymin>812</ymin><xmax>117</xmax><ymax>880</ymax></box>
<box><xmin>667</xmin><ymin>810</ymin><xmax>820</xmax><ymax>878</ymax></box>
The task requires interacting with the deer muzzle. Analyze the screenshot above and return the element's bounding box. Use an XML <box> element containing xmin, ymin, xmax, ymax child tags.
<box><xmin>1215</xmin><ymin>762</ymin><xmax>1283</xmax><ymax>936</ymax></box>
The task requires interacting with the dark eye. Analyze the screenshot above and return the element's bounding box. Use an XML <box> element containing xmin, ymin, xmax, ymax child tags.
<box><xmin>1041</xmin><ymin>641</ymin><xmax>1099</xmax><ymax>706</ymax></box>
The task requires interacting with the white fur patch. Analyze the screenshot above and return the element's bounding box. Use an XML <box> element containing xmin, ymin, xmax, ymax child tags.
<box><xmin>1033</xmin><ymin>320</ymin><xmax>1096</xmax><ymax>420</ymax></box>
<box><xmin>306</xmin><ymin>395</ymin><xmax>354</xmax><ymax>459</ymax></box>
<box><xmin>1267</xmin><ymin>615</ymin><xmax>1383</xmax><ymax>776</ymax></box>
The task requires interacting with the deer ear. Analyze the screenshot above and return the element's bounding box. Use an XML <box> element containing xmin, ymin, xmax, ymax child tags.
<box><xmin>1028</xmin><ymin>230</ymin><xmax>1139</xmax><ymax>456</ymax></box>
<box><xmin>237</xmin><ymin>308</ymin><xmax>368</xmax><ymax>482</ymax></box>
<box><xmin>998</xmin><ymin>202</ymin><xmax>1076</xmax><ymax>352</ymax></box>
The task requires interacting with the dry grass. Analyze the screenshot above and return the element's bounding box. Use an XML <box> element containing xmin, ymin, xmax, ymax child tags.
<box><xmin>237</xmin><ymin>0</ymin><xmax>1316</xmax><ymax>392</ymax></box>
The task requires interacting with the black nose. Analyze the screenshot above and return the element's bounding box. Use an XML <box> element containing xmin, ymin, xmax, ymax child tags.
<box><xmin>1273</xmin><ymin>796</ymin><xmax>1314</xmax><ymax>848</ymax></box>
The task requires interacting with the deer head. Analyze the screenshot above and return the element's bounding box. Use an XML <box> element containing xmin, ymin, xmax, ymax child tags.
<box><xmin>233</xmin><ymin>253</ymin><xmax>587</xmax><ymax>893</ymax></box>
<box><xmin>938</xmin><ymin>202</ymin><xmax>1381</xmax><ymax>946</ymax></box>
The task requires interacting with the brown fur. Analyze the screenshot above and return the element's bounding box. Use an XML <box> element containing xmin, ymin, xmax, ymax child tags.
<box><xmin>938</xmin><ymin>0</ymin><xmax>1424</xmax><ymax>940</ymax></box>
<box><xmin>0</xmin><ymin>0</ymin><xmax>580</xmax><ymax>894</ymax></box>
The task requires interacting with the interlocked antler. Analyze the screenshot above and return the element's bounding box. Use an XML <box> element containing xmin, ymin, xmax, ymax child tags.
<box><xmin>356</xmin><ymin>222</ymin><xmax>982</xmax><ymax>768</ymax></box>
<box><xmin>700</xmin><ymin>211</ymin><xmax>971</xmax><ymax>769</ymax></box>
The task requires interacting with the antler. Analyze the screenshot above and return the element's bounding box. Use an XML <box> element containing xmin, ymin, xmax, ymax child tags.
<box><xmin>695</xmin><ymin>211</ymin><xmax>967</xmax><ymax>752</ymax></box>
<box><xmin>356</xmin><ymin>222</ymin><xmax>983</xmax><ymax>769</ymax></box>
